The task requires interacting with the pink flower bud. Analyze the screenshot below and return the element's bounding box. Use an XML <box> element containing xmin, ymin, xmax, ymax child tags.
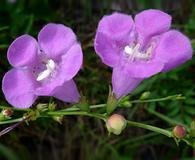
<box><xmin>173</xmin><ymin>125</ymin><xmax>186</xmax><ymax>138</ymax></box>
<box><xmin>106</xmin><ymin>114</ymin><xmax>126</xmax><ymax>135</ymax></box>
<box><xmin>2</xmin><ymin>109</ymin><xmax>13</xmax><ymax>118</ymax></box>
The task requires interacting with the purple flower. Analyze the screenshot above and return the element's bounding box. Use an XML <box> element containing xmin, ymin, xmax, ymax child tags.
<box><xmin>2</xmin><ymin>23</ymin><xmax>83</xmax><ymax>108</ymax></box>
<box><xmin>95</xmin><ymin>9</ymin><xmax>192</xmax><ymax>99</ymax></box>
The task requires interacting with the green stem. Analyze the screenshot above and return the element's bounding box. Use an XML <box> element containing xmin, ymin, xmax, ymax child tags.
<box><xmin>46</xmin><ymin>111</ymin><xmax>106</xmax><ymax>121</ymax></box>
<box><xmin>47</xmin><ymin>111</ymin><xmax>173</xmax><ymax>138</ymax></box>
<box><xmin>129</xmin><ymin>94</ymin><xmax>184</xmax><ymax>104</ymax></box>
<box><xmin>0</xmin><ymin>110</ymin><xmax>173</xmax><ymax>139</ymax></box>
<box><xmin>0</xmin><ymin>94</ymin><xmax>183</xmax><ymax>112</ymax></box>
<box><xmin>0</xmin><ymin>94</ymin><xmax>183</xmax><ymax>138</ymax></box>
<box><xmin>0</xmin><ymin>94</ymin><xmax>184</xmax><ymax>138</ymax></box>
<box><xmin>90</xmin><ymin>104</ymin><xmax>106</xmax><ymax>109</ymax></box>
<box><xmin>62</xmin><ymin>104</ymin><xmax>106</xmax><ymax>112</ymax></box>
<box><xmin>126</xmin><ymin>120</ymin><xmax>173</xmax><ymax>137</ymax></box>
<box><xmin>0</xmin><ymin>118</ymin><xmax>23</xmax><ymax>125</ymax></box>
<box><xmin>48</xmin><ymin>110</ymin><xmax>173</xmax><ymax>138</ymax></box>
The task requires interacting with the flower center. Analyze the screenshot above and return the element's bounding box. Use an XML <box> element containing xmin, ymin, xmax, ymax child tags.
<box><xmin>124</xmin><ymin>43</ymin><xmax>153</xmax><ymax>62</ymax></box>
<box><xmin>36</xmin><ymin>59</ymin><xmax>56</xmax><ymax>81</ymax></box>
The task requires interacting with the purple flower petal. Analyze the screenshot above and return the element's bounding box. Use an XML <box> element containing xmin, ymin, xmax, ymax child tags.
<box><xmin>124</xmin><ymin>60</ymin><xmax>164</xmax><ymax>78</ymax></box>
<box><xmin>7</xmin><ymin>35</ymin><xmax>38</xmax><ymax>67</ymax></box>
<box><xmin>97</xmin><ymin>12</ymin><xmax>134</xmax><ymax>41</ymax></box>
<box><xmin>52</xmin><ymin>80</ymin><xmax>80</xmax><ymax>103</ymax></box>
<box><xmin>35</xmin><ymin>43</ymin><xmax>83</xmax><ymax>95</ymax></box>
<box><xmin>155</xmin><ymin>30</ymin><xmax>192</xmax><ymax>72</ymax></box>
<box><xmin>94</xmin><ymin>12</ymin><xmax>135</xmax><ymax>67</ymax></box>
<box><xmin>59</xmin><ymin>43</ymin><xmax>83</xmax><ymax>80</ymax></box>
<box><xmin>112</xmin><ymin>67</ymin><xmax>142</xmax><ymax>98</ymax></box>
<box><xmin>95</xmin><ymin>32</ymin><xmax>120</xmax><ymax>67</ymax></box>
<box><xmin>2</xmin><ymin>69</ymin><xmax>38</xmax><ymax>108</ymax></box>
<box><xmin>135</xmin><ymin>9</ymin><xmax>171</xmax><ymax>42</ymax></box>
<box><xmin>38</xmin><ymin>23</ymin><xmax>77</xmax><ymax>58</ymax></box>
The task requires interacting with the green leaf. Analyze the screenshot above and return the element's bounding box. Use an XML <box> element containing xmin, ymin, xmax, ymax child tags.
<box><xmin>0</xmin><ymin>143</ymin><xmax>19</xmax><ymax>160</ymax></box>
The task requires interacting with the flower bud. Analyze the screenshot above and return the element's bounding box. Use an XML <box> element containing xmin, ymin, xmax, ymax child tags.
<box><xmin>106</xmin><ymin>114</ymin><xmax>126</xmax><ymax>135</ymax></box>
<box><xmin>0</xmin><ymin>109</ymin><xmax>13</xmax><ymax>121</ymax></box>
<box><xmin>173</xmin><ymin>125</ymin><xmax>186</xmax><ymax>138</ymax></box>
<box><xmin>2</xmin><ymin>109</ymin><xmax>13</xmax><ymax>118</ymax></box>
<box><xmin>140</xmin><ymin>91</ymin><xmax>150</xmax><ymax>100</ymax></box>
<box><xmin>124</xmin><ymin>101</ymin><xmax>131</xmax><ymax>106</ymax></box>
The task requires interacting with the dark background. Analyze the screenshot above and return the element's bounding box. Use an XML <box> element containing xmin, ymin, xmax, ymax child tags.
<box><xmin>0</xmin><ymin>0</ymin><xmax>195</xmax><ymax>159</ymax></box>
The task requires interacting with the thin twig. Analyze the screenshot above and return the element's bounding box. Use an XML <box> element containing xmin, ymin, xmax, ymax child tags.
<box><xmin>0</xmin><ymin>116</ymin><xmax>31</xmax><ymax>137</ymax></box>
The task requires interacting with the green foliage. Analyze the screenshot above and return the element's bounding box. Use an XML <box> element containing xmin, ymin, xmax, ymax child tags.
<box><xmin>0</xmin><ymin>143</ymin><xmax>19</xmax><ymax>160</ymax></box>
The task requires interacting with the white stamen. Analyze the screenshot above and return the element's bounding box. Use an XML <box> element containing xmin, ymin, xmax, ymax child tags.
<box><xmin>46</xmin><ymin>59</ymin><xmax>55</xmax><ymax>71</ymax></box>
<box><xmin>124</xmin><ymin>43</ymin><xmax>152</xmax><ymax>61</ymax></box>
<box><xmin>36</xmin><ymin>59</ymin><xmax>56</xmax><ymax>81</ymax></box>
<box><xmin>130</xmin><ymin>44</ymin><xmax>140</xmax><ymax>61</ymax></box>
<box><xmin>136</xmin><ymin>53</ymin><xmax>149</xmax><ymax>59</ymax></box>
<box><xmin>36</xmin><ymin>70</ymin><xmax>51</xmax><ymax>81</ymax></box>
<box><xmin>124</xmin><ymin>46</ymin><xmax>133</xmax><ymax>56</ymax></box>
